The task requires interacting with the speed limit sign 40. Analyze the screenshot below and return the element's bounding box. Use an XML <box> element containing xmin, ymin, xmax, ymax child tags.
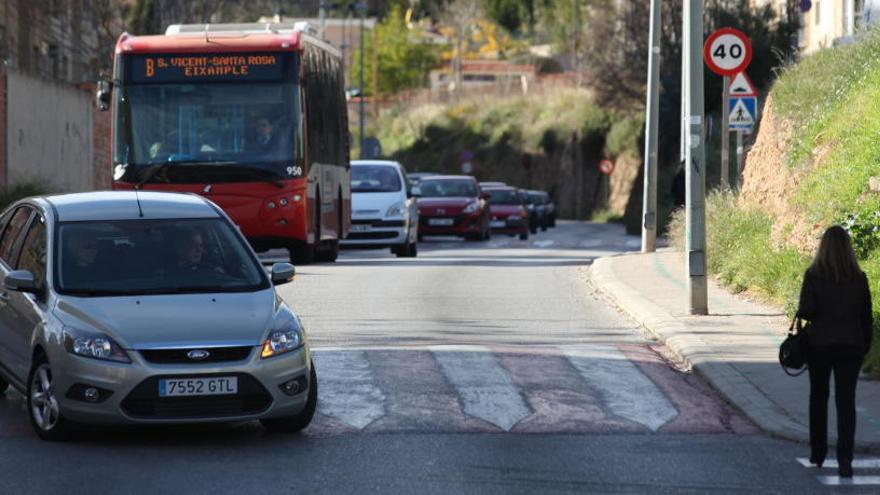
<box><xmin>703</xmin><ymin>28</ymin><xmax>752</xmax><ymax>76</ymax></box>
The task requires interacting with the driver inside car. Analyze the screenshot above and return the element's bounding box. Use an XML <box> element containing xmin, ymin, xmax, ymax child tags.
<box><xmin>171</xmin><ymin>229</ymin><xmax>225</xmax><ymax>276</ymax></box>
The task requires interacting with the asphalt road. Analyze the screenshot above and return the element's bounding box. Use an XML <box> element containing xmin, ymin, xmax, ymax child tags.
<box><xmin>0</xmin><ymin>221</ymin><xmax>876</xmax><ymax>493</ymax></box>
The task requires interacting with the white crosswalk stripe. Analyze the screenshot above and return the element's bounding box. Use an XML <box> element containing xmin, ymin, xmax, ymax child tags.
<box><xmin>312</xmin><ymin>350</ymin><xmax>386</xmax><ymax>429</ymax></box>
<box><xmin>795</xmin><ymin>457</ymin><xmax>880</xmax><ymax>486</ymax></box>
<box><xmin>563</xmin><ymin>345</ymin><xmax>677</xmax><ymax>431</ymax></box>
<box><xmin>430</xmin><ymin>345</ymin><xmax>531</xmax><ymax>431</ymax></box>
<box><xmin>797</xmin><ymin>457</ymin><xmax>880</xmax><ymax>469</ymax></box>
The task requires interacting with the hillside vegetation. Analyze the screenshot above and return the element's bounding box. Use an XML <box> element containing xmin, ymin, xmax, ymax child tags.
<box><xmin>371</xmin><ymin>89</ymin><xmax>644</xmax><ymax>220</ymax></box>
<box><xmin>671</xmin><ymin>29</ymin><xmax>880</xmax><ymax>372</ymax></box>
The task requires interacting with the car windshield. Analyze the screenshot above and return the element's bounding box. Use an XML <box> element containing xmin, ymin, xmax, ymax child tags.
<box><xmin>488</xmin><ymin>189</ymin><xmax>521</xmax><ymax>205</ymax></box>
<box><xmin>419</xmin><ymin>180</ymin><xmax>477</xmax><ymax>198</ymax></box>
<box><xmin>352</xmin><ymin>165</ymin><xmax>402</xmax><ymax>192</ymax></box>
<box><xmin>528</xmin><ymin>193</ymin><xmax>543</xmax><ymax>204</ymax></box>
<box><xmin>56</xmin><ymin>218</ymin><xmax>269</xmax><ymax>296</ymax></box>
<box><xmin>113</xmin><ymin>53</ymin><xmax>302</xmax><ymax>185</ymax></box>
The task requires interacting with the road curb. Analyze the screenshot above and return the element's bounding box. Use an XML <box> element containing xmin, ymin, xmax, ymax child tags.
<box><xmin>588</xmin><ymin>254</ymin><xmax>817</xmax><ymax>446</ymax></box>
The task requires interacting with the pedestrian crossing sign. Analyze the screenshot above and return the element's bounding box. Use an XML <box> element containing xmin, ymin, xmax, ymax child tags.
<box><xmin>729</xmin><ymin>96</ymin><xmax>756</xmax><ymax>132</ymax></box>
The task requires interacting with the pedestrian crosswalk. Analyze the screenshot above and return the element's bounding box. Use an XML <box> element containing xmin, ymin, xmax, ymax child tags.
<box><xmin>796</xmin><ymin>457</ymin><xmax>880</xmax><ymax>486</ymax></box>
<box><xmin>306</xmin><ymin>344</ymin><xmax>752</xmax><ymax>435</ymax></box>
<box><xmin>0</xmin><ymin>344</ymin><xmax>753</xmax><ymax>438</ymax></box>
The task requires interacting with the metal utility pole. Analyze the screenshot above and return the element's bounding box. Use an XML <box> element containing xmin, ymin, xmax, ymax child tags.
<box><xmin>641</xmin><ymin>0</ymin><xmax>660</xmax><ymax>253</ymax></box>
<box><xmin>720</xmin><ymin>76</ymin><xmax>730</xmax><ymax>188</ymax></box>
<box><xmin>736</xmin><ymin>130</ymin><xmax>745</xmax><ymax>187</ymax></box>
<box><xmin>358</xmin><ymin>1</ymin><xmax>365</xmax><ymax>159</ymax></box>
<box><xmin>683</xmin><ymin>0</ymin><xmax>708</xmax><ymax>315</ymax></box>
<box><xmin>319</xmin><ymin>2</ymin><xmax>326</xmax><ymax>39</ymax></box>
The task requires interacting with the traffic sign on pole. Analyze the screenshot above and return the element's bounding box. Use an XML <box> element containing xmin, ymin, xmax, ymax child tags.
<box><xmin>729</xmin><ymin>71</ymin><xmax>757</xmax><ymax>97</ymax></box>
<box><xmin>703</xmin><ymin>28</ymin><xmax>752</xmax><ymax>77</ymax></box>
<box><xmin>728</xmin><ymin>96</ymin><xmax>757</xmax><ymax>132</ymax></box>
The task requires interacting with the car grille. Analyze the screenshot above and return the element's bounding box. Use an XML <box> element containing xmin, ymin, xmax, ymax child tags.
<box><xmin>139</xmin><ymin>346</ymin><xmax>253</xmax><ymax>364</ymax></box>
<box><xmin>121</xmin><ymin>373</ymin><xmax>272</xmax><ymax>419</ymax></box>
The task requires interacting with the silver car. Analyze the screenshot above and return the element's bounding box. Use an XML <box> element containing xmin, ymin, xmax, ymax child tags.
<box><xmin>0</xmin><ymin>191</ymin><xmax>316</xmax><ymax>441</ymax></box>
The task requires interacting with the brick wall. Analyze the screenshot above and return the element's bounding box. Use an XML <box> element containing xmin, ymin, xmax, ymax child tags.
<box><xmin>92</xmin><ymin>106</ymin><xmax>112</xmax><ymax>190</ymax></box>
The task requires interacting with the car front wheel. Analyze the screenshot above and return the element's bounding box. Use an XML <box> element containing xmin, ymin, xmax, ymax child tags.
<box><xmin>260</xmin><ymin>362</ymin><xmax>318</xmax><ymax>433</ymax></box>
<box><xmin>28</xmin><ymin>357</ymin><xmax>75</xmax><ymax>441</ymax></box>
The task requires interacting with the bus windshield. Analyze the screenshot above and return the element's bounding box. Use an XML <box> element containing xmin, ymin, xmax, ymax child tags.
<box><xmin>113</xmin><ymin>53</ymin><xmax>303</xmax><ymax>185</ymax></box>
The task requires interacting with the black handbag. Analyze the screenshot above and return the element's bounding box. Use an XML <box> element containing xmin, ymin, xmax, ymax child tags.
<box><xmin>779</xmin><ymin>317</ymin><xmax>808</xmax><ymax>376</ymax></box>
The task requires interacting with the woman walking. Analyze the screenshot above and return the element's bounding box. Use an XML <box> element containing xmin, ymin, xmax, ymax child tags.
<box><xmin>797</xmin><ymin>226</ymin><xmax>873</xmax><ymax>478</ymax></box>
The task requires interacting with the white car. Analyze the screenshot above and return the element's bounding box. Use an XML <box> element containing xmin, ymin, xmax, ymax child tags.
<box><xmin>342</xmin><ymin>160</ymin><xmax>419</xmax><ymax>257</ymax></box>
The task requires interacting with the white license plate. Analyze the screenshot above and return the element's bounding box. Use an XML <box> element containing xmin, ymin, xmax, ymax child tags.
<box><xmin>428</xmin><ymin>218</ymin><xmax>454</xmax><ymax>226</ymax></box>
<box><xmin>159</xmin><ymin>377</ymin><xmax>238</xmax><ymax>397</ymax></box>
<box><xmin>351</xmin><ymin>224</ymin><xmax>371</xmax><ymax>232</ymax></box>
<box><xmin>490</xmin><ymin>221</ymin><xmax>506</xmax><ymax>228</ymax></box>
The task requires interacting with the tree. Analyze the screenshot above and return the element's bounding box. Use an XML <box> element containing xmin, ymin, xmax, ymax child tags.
<box><xmin>349</xmin><ymin>5</ymin><xmax>440</xmax><ymax>95</ymax></box>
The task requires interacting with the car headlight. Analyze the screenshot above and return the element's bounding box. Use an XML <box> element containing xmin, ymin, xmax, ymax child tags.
<box><xmin>261</xmin><ymin>320</ymin><xmax>304</xmax><ymax>359</ymax></box>
<box><xmin>386</xmin><ymin>202</ymin><xmax>405</xmax><ymax>218</ymax></box>
<box><xmin>462</xmin><ymin>201</ymin><xmax>479</xmax><ymax>214</ymax></box>
<box><xmin>63</xmin><ymin>329</ymin><xmax>130</xmax><ymax>363</ymax></box>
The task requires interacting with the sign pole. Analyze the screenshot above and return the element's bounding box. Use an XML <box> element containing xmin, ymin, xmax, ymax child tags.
<box><xmin>641</xmin><ymin>0</ymin><xmax>660</xmax><ymax>253</ymax></box>
<box><xmin>685</xmin><ymin>0</ymin><xmax>708</xmax><ymax>315</ymax></box>
<box><xmin>736</xmin><ymin>130</ymin><xmax>745</xmax><ymax>188</ymax></box>
<box><xmin>720</xmin><ymin>76</ymin><xmax>730</xmax><ymax>189</ymax></box>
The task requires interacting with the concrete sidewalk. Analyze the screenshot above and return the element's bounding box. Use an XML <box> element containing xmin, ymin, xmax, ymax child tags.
<box><xmin>590</xmin><ymin>249</ymin><xmax>880</xmax><ymax>451</ymax></box>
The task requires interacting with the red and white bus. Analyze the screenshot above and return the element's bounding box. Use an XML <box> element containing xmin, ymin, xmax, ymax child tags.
<box><xmin>102</xmin><ymin>23</ymin><xmax>350</xmax><ymax>263</ymax></box>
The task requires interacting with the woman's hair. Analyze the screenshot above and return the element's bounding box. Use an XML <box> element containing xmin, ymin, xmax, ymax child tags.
<box><xmin>809</xmin><ymin>225</ymin><xmax>861</xmax><ymax>283</ymax></box>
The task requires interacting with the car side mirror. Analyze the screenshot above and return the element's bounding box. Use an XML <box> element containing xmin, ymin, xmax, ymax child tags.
<box><xmin>96</xmin><ymin>79</ymin><xmax>112</xmax><ymax>111</ymax></box>
<box><xmin>5</xmin><ymin>270</ymin><xmax>41</xmax><ymax>296</ymax></box>
<box><xmin>410</xmin><ymin>186</ymin><xmax>421</xmax><ymax>198</ymax></box>
<box><xmin>271</xmin><ymin>263</ymin><xmax>296</xmax><ymax>285</ymax></box>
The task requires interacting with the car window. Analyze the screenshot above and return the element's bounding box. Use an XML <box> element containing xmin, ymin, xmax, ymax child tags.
<box><xmin>419</xmin><ymin>180</ymin><xmax>477</xmax><ymax>198</ymax></box>
<box><xmin>17</xmin><ymin>217</ymin><xmax>47</xmax><ymax>291</ymax></box>
<box><xmin>351</xmin><ymin>165</ymin><xmax>402</xmax><ymax>193</ymax></box>
<box><xmin>56</xmin><ymin>218</ymin><xmax>269</xmax><ymax>296</ymax></box>
<box><xmin>0</xmin><ymin>207</ymin><xmax>32</xmax><ymax>267</ymax></box>
<box><xmin>488</xmin><ymin>189</ymin><xmax>520</xmax><ymax>205</ymax></box>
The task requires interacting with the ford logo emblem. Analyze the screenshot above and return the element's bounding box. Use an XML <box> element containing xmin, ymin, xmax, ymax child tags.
<box><xmin>187</xmin><ymin>349</ymin><xmax>211</xmax><ymax>360</ymax></box>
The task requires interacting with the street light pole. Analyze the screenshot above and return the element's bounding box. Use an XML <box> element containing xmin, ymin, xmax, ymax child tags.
<box><xmin>684</xmin><ymin>0</ymin><xmax>708</xmax><ymax>315</ymax></box>
<box><xmin>641</xmin><ymin>0</ymin><xmax>660</xmax><ymax>253</ymax></box>
<box><xmin>358</xmin><ymin>1</ymin><xmax>365</xmax><ymax>159</ymax></box>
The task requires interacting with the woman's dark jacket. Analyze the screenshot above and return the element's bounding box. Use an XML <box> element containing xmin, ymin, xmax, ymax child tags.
<box><xmin>796</xmin><ymin>269</ymin><xmax>873</xmax><ymax>356</ymax></box>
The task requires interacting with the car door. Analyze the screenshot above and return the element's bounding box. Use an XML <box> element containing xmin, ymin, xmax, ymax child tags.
<box><xmin>7</xmin><ymin>213</ymin><xmax>49</xmax><ymax>379</ymax></box>
<box><xmin>0</xmin><ymin>206</ymin><xmax>35</xmax><ymax>383</ymax></box>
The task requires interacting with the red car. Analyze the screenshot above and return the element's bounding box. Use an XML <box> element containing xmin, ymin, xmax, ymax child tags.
<box><xmin>417</xmin><ymin>175</ymin><xmax>491</xmax><ymax>241</ymax></box>
<box><xmin>486</xmin><ymin>187</ymin><xmax>530</xmax><ymax>240</ymax></box>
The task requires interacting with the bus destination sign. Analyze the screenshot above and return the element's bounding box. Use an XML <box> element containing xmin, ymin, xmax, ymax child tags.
<box><xmin>129</xmin><ymin>53</ymin><xmax>285</xmax><ymax>83</ymax></box>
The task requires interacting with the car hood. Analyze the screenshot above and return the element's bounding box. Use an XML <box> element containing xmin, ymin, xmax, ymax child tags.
<box><xmin>53</xmin><ymin>290</ymin><xmax>276</xmax><ymax>350</ymax></box>
<box><xmin>417</xmin><ymin>197</ymin><xmax>475</xmax><ymax>208</ymax></box>
<box><xmin>352</xmin><ymin>191</ymin><xmax>404</xmax><ymax>217</ymax></box>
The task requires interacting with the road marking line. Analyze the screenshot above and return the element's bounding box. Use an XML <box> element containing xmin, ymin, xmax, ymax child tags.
<box><xmin>817</xmin><ymin>476</ymin><xmax>880</xmax><ymax>485</ymax></box>
<box><xmin>533</xmin><ymin>240</ymin><xmax>555</xmax><ymax>248</ymax></box>
<box><xmin>563</xmin><ymin>345</ymin><xmax>677</xmax><ymax>431</ymax></box>
<box><xmin>579</xmin><ymin>239</ymin><xmax>602</xmax><ymax>248</ymax></box>
<box><xmin>797</xmin><ymin>458</ymin><xmax>880</xmax><ymax>469</ymax></box>
<box><xmin>625</xmin><ymin>239</ymin><xmax>641</xmax><ymax>248</ymax></box>
<box><xmin>312</xmin><ymin>350</ymin><xmax>386</xmax><ymax>429</ymax></box>
<box><xmin>430</xmin><ymin>345</ymin><xmax>531</xmax><ymax>431</ymax></box>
